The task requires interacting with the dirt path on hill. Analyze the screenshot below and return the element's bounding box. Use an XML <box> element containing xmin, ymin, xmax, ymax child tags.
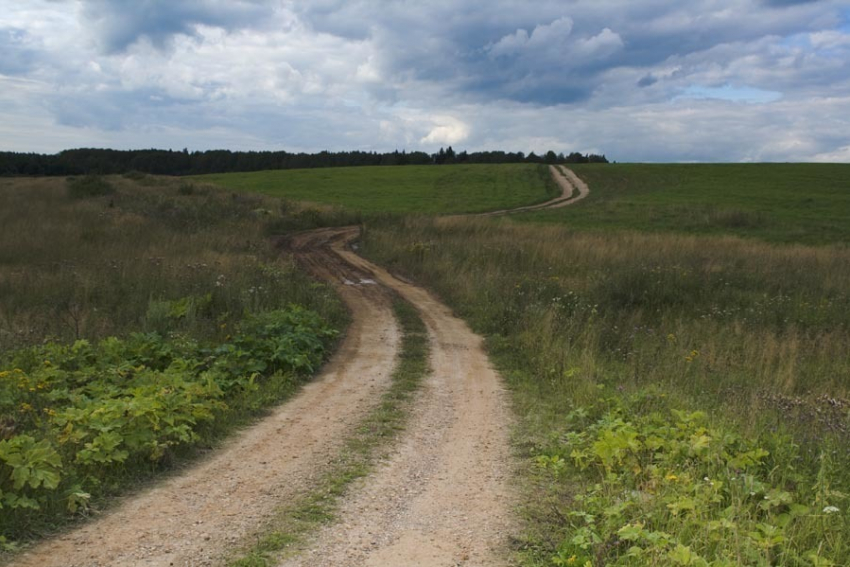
<box><xmin>279</xmin><ymin>229</ymin><xmax>515</xmax><ymax>567</ymax></box>
<box><xmin>479</xmin><ymin>165</ymin><xmax>590</xmax><ymax>216</ymax></box>
<box><xmin>8</xmin><ymin>166</ymin><xmax>590</xmax><ymax>567</ymax></box>
<box><xmin>8</xmin><ymin>231</ymin><xmax>402</xmax><ymax>567</ymax></box>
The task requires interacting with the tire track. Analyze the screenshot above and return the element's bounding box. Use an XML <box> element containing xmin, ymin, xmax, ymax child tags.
<box><xmin>279</xmin><ymin>229</ymin><xmax>515</xmax><ymax>567</ymax></box>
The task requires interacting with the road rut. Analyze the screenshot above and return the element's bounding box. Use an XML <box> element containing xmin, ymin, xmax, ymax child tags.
<box><xmin>480</xmin><ymin>165</ymin><xmax>590</xmax><ymax>216</ymax></box>
<box><xmin>281</xmin><ymin>229</ymin><xmax>515</xmax><ymax>567</ymax></box>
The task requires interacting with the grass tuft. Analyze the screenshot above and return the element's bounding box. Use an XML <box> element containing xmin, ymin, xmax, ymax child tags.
<box><xmin>66</xmin><ymin>175</ymin><xmax>116</xmax><ymax>199</ymax></box>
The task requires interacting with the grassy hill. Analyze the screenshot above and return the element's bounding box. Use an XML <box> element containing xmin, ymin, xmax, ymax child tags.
<box><xmin>194</xmin><ymin>163</ymin><xmax>557</xmax><ymax>215</ymax></box>
<box><xmin>520</xmin><ymin>163</ymin><xmax>850</xmax><ymax>245</ymax></box>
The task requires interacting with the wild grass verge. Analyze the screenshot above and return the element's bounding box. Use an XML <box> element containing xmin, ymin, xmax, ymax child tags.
<box><xmin>362</xmin><ymin>216</ymin><xmax>850</xmax><ymax>566</ymax></box>
<box><xmin>225</xmin><ymin>299</ymin><xmax>430</xmax><ymax>567</ymax></box>
<box><xmin>0</xmin><ymin>175</ymin><xmax>348</xmax><ymax>549</ymax></box>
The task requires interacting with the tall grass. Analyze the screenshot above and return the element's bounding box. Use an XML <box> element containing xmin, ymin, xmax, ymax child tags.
<box><xmin>362</xmin><ymin>216</ymin><xmax>850</xmax><ymax>565</ymax></box>
<box><xmin>0</xmin><ymin>175</ymin><xmax>345</xmax><ymax>352</ymax></box>
<box><xmin>0</xmin><ymin>174</ymin><xmax>348</xmax><ymax>544</ymax></box>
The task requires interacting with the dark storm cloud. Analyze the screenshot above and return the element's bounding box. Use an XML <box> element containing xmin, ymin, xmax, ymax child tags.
<box><xmin>295</xmin><ymin>0</ymin><xmax>845</xmax><ymax>106</ymax></box>
<box><xmin>80</xmin><ymin>0</ymin><xmax>275</xmax><ymax>53</ymax></box>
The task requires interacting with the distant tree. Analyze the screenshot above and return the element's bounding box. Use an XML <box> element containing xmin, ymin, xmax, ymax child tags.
<box><xmin>0</xmin><ymin>146</ymin><xmax>609</xmax><ymax>177</ymax></box>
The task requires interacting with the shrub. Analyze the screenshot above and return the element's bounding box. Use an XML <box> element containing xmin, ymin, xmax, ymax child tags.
<box><xmin>66</xmin><ymin>175</ymin><xmax>115</xmax><ymax>199</ymax></box>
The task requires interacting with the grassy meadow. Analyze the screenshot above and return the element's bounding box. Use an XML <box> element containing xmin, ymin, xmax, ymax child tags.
<box><xmin>0</xmin><ymin>174</ymin><xmax>346</xmax><ymax>543</ymax></box>
<box><xmin>194</xmin><ymin>163</ymin><xmax>559</xmax><ymax>214</ymax></box>
<box><xmin>521</xmin><ymin>163</ymin><xmax>850</xmax><ymax>245</ymax></box>
<box><xmin>361</xmin><ymin>212</ymin><xmax>850</xmax><ymax>564</ymax></box>
<box><xmin>3</xmin><ymin>162</ymin><xmax>848</xmax><ymax>565</ymax></box>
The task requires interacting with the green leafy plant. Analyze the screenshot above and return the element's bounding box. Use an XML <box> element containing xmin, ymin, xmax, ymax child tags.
<box><xmin>0</xmin><ymin>306</ymin><xmax>337</xmax><ymax>541</ymax></box>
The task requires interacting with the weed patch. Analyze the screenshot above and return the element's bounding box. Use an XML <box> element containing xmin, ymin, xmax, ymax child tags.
<box><xmin>0</xmin><ymin>307</ymin><xmax>338</xmax><ymax>541</ymax></box>
<box><xmin>0</xmin><ymin>174</ymin><xmax>348</xmax><ymax>548</ymax></box>
<box><xmin>66</xmin><ymin>175</ymin><xmax>115</xmax><ymax>199</ymax></box>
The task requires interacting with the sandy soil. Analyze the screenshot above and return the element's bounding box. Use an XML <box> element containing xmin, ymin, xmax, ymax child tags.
<box><xmin>7</xmin><ymin>230</ymin><xmax>401</xmax><ymax>567</ymax></box>
<box><xmin>279</xmin><ymin>230</ymin><xmax>516</xmax><ymax>567</ymax></box>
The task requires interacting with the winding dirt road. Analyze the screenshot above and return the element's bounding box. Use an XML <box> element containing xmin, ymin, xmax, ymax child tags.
<box><xmin>478</xmin><ymin>165</ymin><xmax>589</xmax><ymax>217</ymax></box>
<box><xmin>7</xmin><ymin>166</ymin><xmax>588</xmax><ymax>567</ymax></box>
<box><xmin>282</xmin><ymin>229</ymin><xmax>515</xmax><ymax>567</ymax></box>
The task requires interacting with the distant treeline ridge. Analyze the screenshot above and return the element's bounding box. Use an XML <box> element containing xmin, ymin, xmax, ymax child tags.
<box><xmin>0</xmin><ymin>147</ymin><xmax>609</xmax><ymax>176</ymax></box>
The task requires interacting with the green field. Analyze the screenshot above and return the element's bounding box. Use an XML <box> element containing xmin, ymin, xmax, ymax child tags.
<box><xmin>4</xmin><ymin>163</ymin><xmax>849</xmax><ymax>565</ymax></box>
<box><xmin>194</xmin><ymin>163</ymin><xmax>557</xmax><ymax>214</ymax></box>
<box><xmin>363</xmin><ymin>215</ymin><xmax>850</xmax><ymax>566</ymax></box>
<box><xmin>519</xmin><ymin>163</ymin><xmax>850</xmax><ymax>244</ymax></box>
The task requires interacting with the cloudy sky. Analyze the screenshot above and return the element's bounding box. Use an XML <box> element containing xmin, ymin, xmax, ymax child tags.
<box><xmin>2</xmin><ymin>0</ymin><xmax>850</xmax><ymax>162</ymax></box>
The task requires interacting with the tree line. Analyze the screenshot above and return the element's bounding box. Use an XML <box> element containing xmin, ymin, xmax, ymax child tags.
<box><xmin>0</xmin><ymin>147</ymin><xmax>609</xmax><ymax>176</ymax></box>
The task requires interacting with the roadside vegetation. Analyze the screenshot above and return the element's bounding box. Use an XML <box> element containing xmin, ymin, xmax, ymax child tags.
<box><xmin>195</xmin><ymin>163</ymin><xmax>559</xmax><ymax>215</ymax></box>
<box><xmin>522</xmin><ymin>163</ymin><xmax>850</xmax><ymax>245</ymax></box>
<box><xmin>0</xmin><ymin>174</ymin><xmax>346</xmax><ymax>546</ymax></box>
<box><xmin>362</xmin><ymin>215</ymin><xmax>850</xmax><ymax>566</ymax></box>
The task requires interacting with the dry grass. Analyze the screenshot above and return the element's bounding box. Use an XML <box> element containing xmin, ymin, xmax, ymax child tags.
<box><xmin>0</xmin><ymin>174</ymin><xmax>343</xmax><ymax>351</ymax></box>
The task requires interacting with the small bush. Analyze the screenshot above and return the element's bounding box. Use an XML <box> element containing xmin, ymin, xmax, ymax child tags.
<box><xmin>66</xmin><ymin>175</ymin><xmax>115</xmax><ymax>199</ymax></box>
<box><xmin>178</xmin><ymin>182</ymin><xmax>195</xmax><ymax>196</ymax></box>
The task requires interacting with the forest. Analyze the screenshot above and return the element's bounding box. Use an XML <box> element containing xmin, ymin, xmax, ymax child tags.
<box><xmin>0</xmin><ymin>147</ymin><xmax>608</xmax><ymax>176</ymax></box>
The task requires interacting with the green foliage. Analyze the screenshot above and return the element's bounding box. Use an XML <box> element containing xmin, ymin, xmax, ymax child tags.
<box><xmin>0</xmin><ymin>176</ymin><xmax>347</xmax><ymax>353</ymax></box>
<box><xmin>538</xmin><ymin>393</ymin><xmax>845</xmax><ymax>565</ymax></box>
<box><xmin>0</xmin><ymin>306</ymin><xmax>337</xmax><ymax>540</ymax></box>
<box><xmin>195</xmin><ymin>164</ymin><xmax>556</xmax><ymax>215</ymax></box>
<box><xmin>66</xmin><ymin>175</ymin><xmax>116</xmax><ymax>199</ymax></box>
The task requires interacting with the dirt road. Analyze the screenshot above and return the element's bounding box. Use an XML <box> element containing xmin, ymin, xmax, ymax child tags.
<box><xmin>480</xmin><ymin>165</ymin><xmax>590</xmax><ymax>216</ymax></box>
<box><xmin>8</xmin><ymin>166</ymin><xmax>589</xmax><ymax>567</ymax></box>
<box><xmin>280</xmin><ymin>230</ymin><xmax>515</xmax><ymax>567</ymax></box>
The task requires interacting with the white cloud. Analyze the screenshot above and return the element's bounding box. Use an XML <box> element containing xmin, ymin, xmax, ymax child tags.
<box><xmin>420</xmin><ymin>116</ymin><xmax>471</xmax><ymax>145</ymax></box>
<box><xmin>809</xmin><ymin>145</ymin><xmax>850</xmax><ymax>163</ymax></box>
